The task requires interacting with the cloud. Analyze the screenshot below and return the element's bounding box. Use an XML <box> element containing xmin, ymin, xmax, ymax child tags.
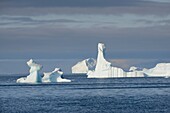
<box><xmin>1</xmin><ymin>0</ymin><xmax>169</xmax><ymax>9</ymax></box>
<box><xmin>0</xmin><ymin>0</ymin><xmax>170</xmax><ymax>60</ymax></box>
<box><xmin>0</xmin><ymin>0</ymin><xmax>146</xmax><ymax>8</ymax></box>
<box><xmin>146</xmin><ymin>0</ymin><xmax>170</xmax><ymax>3</ymax></box>
<box><xmin>1</xmin><ymin>0</ymin><xmax>170</xmax><ymax>17</ymax></box>
<box><xmin>0</xmin><ymin>14</ymin><xmax>170</xmax><ymax>29</ymax></box>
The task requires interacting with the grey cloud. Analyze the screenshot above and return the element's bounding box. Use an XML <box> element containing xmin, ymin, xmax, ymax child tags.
<box><xmin>1</xmin><ymin>16</ymin><xmax>80</xmax><ymax>23</ymax></box>
<box><xmin>145</xmin><ymin>0</ymin><xmax>170</xmax><ymax>3</ymax></box>
<box><xmin>0</xmin><ymin>15</ymin><xmax>83</xmax><ymax>28</ymax></box>
<box><xmin>0</xmin><ymin>2</ymin><xmax>170</xmax><ymax>16</ymax></box>
<box><xmin>135</xmin><ymin>18</ymin><xmax>170</xmax><ymax>26</ymax></box>
<box><xmin>0</xmin><ymin>0</ymin><xmax>170</xmax><ymax>60</ymax></box>
<box><xmin>1</xmin><ymin>0</ymin><xmax>170</xmax><ymax>10</ymax></box>
<box><xmin>0</xmin><ymin>0</ymin><xmax>146</xmax><ymax>8</ymax></box>
<box><xmin>1</xmin><ymin>24</ymin><xmax>170</xmax><ymax>53</ymax></box>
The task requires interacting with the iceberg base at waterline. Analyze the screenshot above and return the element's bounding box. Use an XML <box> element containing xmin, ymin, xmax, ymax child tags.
<box><xmin>55</xmin><ymin>76</ymin><xmax>72</xmax><ymax>82</ymax></box>
<box><xmin>87</xmin><ymin>67</ymin><xmax>126</xmax><ymax>78</ymax></box>
<box><xmin>42</xmin><ymin>68</ymin><xmax>71</xmax><ymax>83</ymax></box>
<box><xmin>16</xmin><ymin>59</ymin><xmax>42</xmax><ymax>83</ymax></box>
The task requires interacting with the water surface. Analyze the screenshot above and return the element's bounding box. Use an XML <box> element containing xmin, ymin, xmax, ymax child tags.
<box><xmin>0</xmin><ymin>75</ymin><xmax>170</xmax><ymax>113</ymax></box>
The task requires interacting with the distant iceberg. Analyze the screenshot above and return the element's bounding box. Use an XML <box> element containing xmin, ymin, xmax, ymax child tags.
<box><xmin>87</xmin><ymin>43</ymin><xmax>145</xmax><ymax>78</ymax></box>
<box><xmin>72</xmin><ymin>58</ymin><xmax>96</xmax><ymax>74</ymax></box>
<box><xmin>143</xmin><ymin>63</ymin><xmax>170</xmax><ymax>77</ymax></box>
<box><xmin>17</xmin><ymin>59</ymin><xmax>71</xmax><ymax>83</ymax></box>
<box><xmin>17</xmin><ymin>59</ymin><xmax>42</xmax><ymax>83</ymax></box>
<box><xmin>42</xmin><ymin>68</ymin><xmax>71</xmax><ymax>83</ymax></box>
<box><xmin>126</xmin><ymin>66</ymin><xmax>144</xmax><ymax>77</ymax></box>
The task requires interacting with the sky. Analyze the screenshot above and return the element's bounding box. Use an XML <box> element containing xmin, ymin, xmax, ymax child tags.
<box><xmin>0</xmin><ymin>0</ymin><xmax>170</xmax><ymax>73</ymax></box>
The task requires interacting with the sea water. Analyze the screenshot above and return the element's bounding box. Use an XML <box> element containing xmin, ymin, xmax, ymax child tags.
<box><xmin>0</xmin><ymin>74</ymin><xmax>170</xmax><ymax>113</ymax></box>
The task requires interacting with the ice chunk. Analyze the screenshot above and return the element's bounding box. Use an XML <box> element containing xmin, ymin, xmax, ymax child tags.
<box><xmin>127</xmin><ymin>66</ymin><xmax>144</xmax><ymax>77</ymax></box>
<box><xmin>42</xmin><ymin>68</ymin><xmax>71</xmax><ymax>82</ymax></box>
<box><xmin>16</xmin><ymin>59</ymin><xmax>42</xmax><ymax>83</ymax></box>
<box><xmin>72</xmin><ymin>58</ymin><xmax>96</xmax><ymax>74</ymax></box>
<box><xmin>129</xmin><ymin>66</ymin><xmax>138</xmax><ymax>72</ymax></box>
<box><xmin>143</xmin><ymin>63</ymin><xmax>170</xmax><ymax>77</ymax></box>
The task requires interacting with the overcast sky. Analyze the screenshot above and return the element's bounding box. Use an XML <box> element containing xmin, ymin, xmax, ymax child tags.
<box><xmin>0</xmin><ymin>0</ymin><xmax>170</xmax><ymax>60</ymax></box>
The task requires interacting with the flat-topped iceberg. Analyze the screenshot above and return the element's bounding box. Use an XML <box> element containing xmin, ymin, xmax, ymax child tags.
<box><xmin>87</xmin><ymin>43</ymin><xmax>145</xmax><ymax>78</ymax></box>
<box><xmin>72</xmin><ymin>58</ymin><xmax>96</xmax><ymax>74</ymax></box>
<box><xmin>143</xmin><ymin>63</ymin><xmax>170</xmax><ymax>77</ymax></box>
<box><xmin>17</xmin><ymin>59</ymin><xmax>42</xmax><ymax>83</ymax></box>
<box><xmin>42</xmin><ymin>68</ymin><xmax>71</xmax><ymax>82</ymax></box>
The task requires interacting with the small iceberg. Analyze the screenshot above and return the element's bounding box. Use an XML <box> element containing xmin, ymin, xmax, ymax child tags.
<box><xmin>164</xmin><ymin>76</ymin><xmax>169</xmax><ymax>78</ymax></box>
<box><xmin>17</xmin><ymin>59</ymin><xmax>71</xmax><ymax>83</ymax></box>
<box><xmin>42</xmin><ymin>68</ymin><xmax>71</xmax><ymax>83</ymax></box>
<box><xmin>16</xmin><ymin>59</ymin><xmax>42</xmax><ymax>83</ymax></box>
<box><xmin>72</xmin><ymin>58</ymin><xmax>96</xmax><ymax>74</ymax></box>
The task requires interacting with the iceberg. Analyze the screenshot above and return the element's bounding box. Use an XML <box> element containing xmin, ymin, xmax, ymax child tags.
<box><xmin>126</xmin><ymin>66</ymin><xmax>144</xmax><ymax>77</ymax></box>
<box><xmin>143</xmin><ymin>63</ymin><xmax>170</xmax><ymax>77</ymax></box>
<box><xmin>87</xmin><ymin>43</ymin><xmax>145</xmax><ymax>78</ymax></box>
<box><xmin>72</xmin><ymin>58</ymin><xmax>96</xmax><ymax>74</ymax></box>
<box><xmin>42</xmin><ymin>68</ymin><xmax>71</xmax><ymax>82</ymax></box>
<box><xmin>129</xmin><ymin>66</ymin><xmax>138</xmax><ymax>72</ymax></box>
<box><xmin>16</xmin><ymin>59</ymin><xmax>42</xmax><ymax>83</ymax></box>
<box><xmin>87</xmin><ymin>43</ymin><xmax>126</xmax><ymax>78</ymax></box>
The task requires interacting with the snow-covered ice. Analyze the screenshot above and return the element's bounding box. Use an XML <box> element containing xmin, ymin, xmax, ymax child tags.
<box><xmin>72</xmin><ymin>58</ymin><xmax>96</xmax><ymax>74</ymax></box>
<box><xmin>42</xmin><ymin>68</ymin><xmax>71</xmax><ymax>82</ymax></box>
<box><xmin>143</xmin><ymin>63</ymin><xmax>170</xmax><ymax>77</ymax></box>
<box><xmin>126</xmin><ymin>66</ymin><xmax>144</xmax><ymax>77</ymax></box>
<box><xmin>87</xmin><ymin>43</ymin><xmax>125</xmax><ymax>78</ymax></box>
<box><xmin>16</xmin><ymin>59</ymin><xmax>71</xmax><ymax>83</ymax></box>
<box><xmin>16</xmin><ymin>59</ymin><xmax>42</xmax><ymax>83</ymax></box>
<box><xmin>87</xmin><ymin>43</ymin><xmax>145</xmax><ymax>78</ymax></box>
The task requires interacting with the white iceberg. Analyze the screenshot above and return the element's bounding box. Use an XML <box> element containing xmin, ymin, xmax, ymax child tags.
<box><xmin>87</xmin><ymin>43</ymin><xmax>145</xmax><ymax>78</ymax></box>
<box><xmin>42</xmin><ymin>68</ymin><xmax>71</xmax><ymax>82</ymax></box>
<box><xmin>126</xmin><ymin>66</ymin><xmax>144</xmax><ymax>77</ymax></box>
<box><xmin>143</xmin><ymin>63</ymin><xmax>170</xmax><ymax>77</ymax></box>
<box><xmin>87</xmin><ymin>43</ymin><xmax>126</xmax><ymax>78</ymax></box>
<box><xmin>129</xmin><ymin>66</ymin><xmax>138</xmax><ymax>72</ymax></box>
<box><xmin>17</xmin><ymin>59</ymin><xmax>42</xmax><ymax>83</ymax></box>
<box><xmin>72</xmin><ymin>58</ymin><xmax>96</xmax><ymax>74</ymax></box>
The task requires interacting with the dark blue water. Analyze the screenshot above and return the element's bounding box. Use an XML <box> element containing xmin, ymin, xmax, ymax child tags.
<box><xmin>0</xmin><ymin>75</ymin><xmax>170</xmax><ymax>113</ymax></box>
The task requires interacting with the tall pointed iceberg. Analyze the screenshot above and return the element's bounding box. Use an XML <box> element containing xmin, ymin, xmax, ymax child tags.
<box><xmin>87</xmin><ymin>43</ymin><xmax>145</xmax><ymax>78</ymax></box>
<box><xmin>87</xmin><ymin>43</ymin><xmax>125</xmax><ymax>78</ymax></box>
